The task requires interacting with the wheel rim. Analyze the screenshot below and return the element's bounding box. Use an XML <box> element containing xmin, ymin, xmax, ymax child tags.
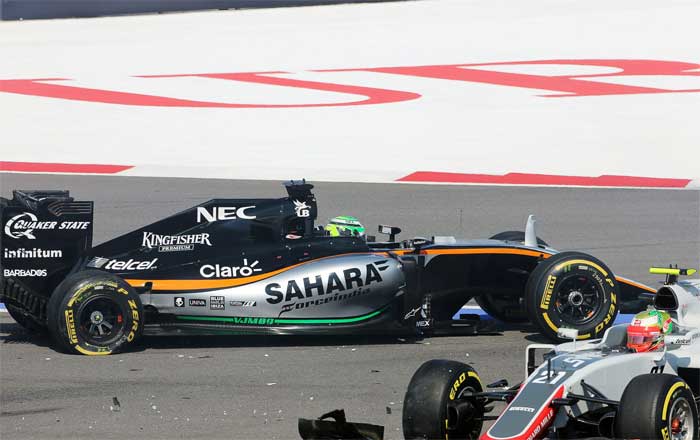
<box><xmin>77</xmin><ymin>295</ymin><xmax>125</xmax><ymax>346</ymax></box>
<box><xmin>554</xmin><ymin>273</ymin><xmax>603</xmax><ymax>326</ymax></box>
<box><xmin>446</xmin><ymin>386</ymin><xmax>482</xmax><ymax>439</ymax></box>
<box><xmin>669</xmin><ymin>397</ymin><xmax>694</xmax><ymax>440</ymax></box>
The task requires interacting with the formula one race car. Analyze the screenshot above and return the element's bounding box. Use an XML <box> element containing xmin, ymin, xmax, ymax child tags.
<box><xmin>1</xmin><ymin>180</ymin><xmax>655</xmax><ymax>355</ymax></box>
<box><xmin>403</xmin><ymin>267</ymin><xmax>700</xmax><ymax>440</ymax></box>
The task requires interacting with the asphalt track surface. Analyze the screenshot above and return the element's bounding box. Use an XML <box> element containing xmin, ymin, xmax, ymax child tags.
<box><xmin>1</xmin><ymin>174</ymin><xmax>699</xmax><ymax>440</ymax></box>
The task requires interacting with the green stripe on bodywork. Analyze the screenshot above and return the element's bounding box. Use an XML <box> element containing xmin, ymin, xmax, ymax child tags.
<box><xmin>176</xmin><ymin>307</ymin><xmax>386</xmax><ymax>326</ymax></box>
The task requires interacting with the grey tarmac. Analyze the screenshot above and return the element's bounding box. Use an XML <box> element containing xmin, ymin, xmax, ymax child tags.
<box><xmin>1</xmin><ymin>174</ymin><xmax>698</xmax><ymax>440</ymax></box>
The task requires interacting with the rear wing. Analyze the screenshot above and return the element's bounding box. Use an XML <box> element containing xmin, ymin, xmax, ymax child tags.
<box><xmin>1</xmin><ymin>190</ymin><xmax>93</xmax><ymax>319</ymax></box>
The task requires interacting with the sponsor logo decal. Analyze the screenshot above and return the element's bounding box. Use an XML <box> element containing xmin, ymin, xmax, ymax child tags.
<box><xmin>126</xmin><ymin>298</ymin><xmax>140</xmax><ymax>343</ymax></box>
<box><xmin>88</xmin><ymin>257</ymin><xmax>158</xmax><ymax>271</ymax></box>
<box><xmin>4</xmin><ymin>268</ymin><xmax>47</xmax><ymax>277</ymax></box>
<box><xmin>4</xmin><ymin>212</ymin><xmax>89</xmax><ymax>239</ymax></box>
<box><xmin>403</xmin><ymin>307</ymin><xmax>420</xmax><ymax>320</ymax></box>
<box><xmin>540</xmin><ymin>275</ymin><xmax>556</xmax><ymax>309</ymax></box>
<box><xmin>509</xmin><ymin>406</ymin><xmax>536</xmax><ymax>413</ymax></box>
<box><xmin>265</xmin><ymin>262</ymin><xmax>386</xmax><ymax>305</ymax></box>
<box><xmin>3</xmin><ymin>248</ymin><xmax>62</xmax><ymax>259</ymax></box>
<box><xmin>667</xmin><ymin>333</ymin><xmax>698</xmax><ymax>345</ymax></box>
<box><xmin>65</xmin><ymin>309</ymin><xmax>78</xmax><ymax>344</ymax></box>
<box><xmin>189</xmin><ymin>298</ymin><xmax>206</xmax><ymax>307</ymax></box>
<box><xmin>142</xmin><ymin>232</ymin><xmax>211</xmax><ymax>252</ymax></box>
<box><xmin>229</xmin><ymin>317</ymin><xmax>275</xmax><ymax>325</ymax></box>
<box><xmin>200</xmin><ymin>259</ymin><xmax>262</xmax><ymax>278</ymax></box>
<box><xmin>449</xmin><ymin>372</ymin><xmax>468</xmax><ymax>400</ymax></box>
<box><xmin>196</xmin><ymin>206</ymin><xmax>256</xmax><ymax>223</ymax></box>
<box><xmin>293</xmin><ymin>200</ymin><xmax>311</xmax><ymax>218</ymax></box>
<box><xmin>87</xmin><ymin>257</ymin><xmax>110</xmax><ymax>268</ymax></box>
<box><xmin>174</xmin><ymin>297</ymin><xmax>185</xmax><ymax>307</ymax></box>
<box><xmin>210</xmin><ymin>296</ymin><xmax>225</xmax><ymax>310</ymax></box>
<box><xmin>229</xmin><ymin>300</ymin><xmax>256</xmax><ymax>307</ymax></box>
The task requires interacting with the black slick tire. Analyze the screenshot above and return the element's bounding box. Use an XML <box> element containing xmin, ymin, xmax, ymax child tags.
<box><xmin>616</xmin><ymin>374</ymin><xmax>698</xmax><ymax>440</ymax></box>
<box><xmin>47</xmin><ymin>270</ymin><xmax>143</xmax><ymax>355</ymax></box>
<box><xmin>403</xmin><ymin>359</ymin><xmax>484</xmax><ymax>440</ymax></box>
<box><xmin>525</xmin><ymin>251</ymin><xmax>619</xmax><ymax>342</ymax></box>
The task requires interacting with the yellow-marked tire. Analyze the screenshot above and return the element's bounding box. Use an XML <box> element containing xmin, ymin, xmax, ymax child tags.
<box><xmin>525</xmin><ymin>251</ymin><xmax>618</xmax><ymax>342</ymax></box>
<box><xmin>47</xmin><ymin>270</ymin><xmax>143</xmax><ymax>355</ymax></box>
<box><xmin>403</xmin><ymin>360</ymin><xmax>484</xmax><ymax>440</ymax></box>
<box><xmin>616</xmin><ymin>374</ymin><xmax>698</xmax><ymax>440</ymax></box>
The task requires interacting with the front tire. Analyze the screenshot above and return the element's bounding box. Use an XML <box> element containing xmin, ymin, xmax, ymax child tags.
<box><xmin>403</xmin><ymin>360</ymin><xmax>484</xmax><ymax>440</ymax></box>
<box><xmin>616</xmin><ymin>374</ymin><xmax>698</xmax><ymax>440</ymax></box>
<box><xmin>525</xmin><ymin>251</ymin><xmax>618</xmax><ymax>341</ymax></box>
<box><xmin>47</xmin><ymin>270</ymin><xmax>143</xmax><ymax>355</ymax></box>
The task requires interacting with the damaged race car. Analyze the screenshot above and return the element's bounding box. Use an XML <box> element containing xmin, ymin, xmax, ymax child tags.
<box><xmin>0</xmin><ymin>180</ymin><xmax>655</xmax><ymax>355</ymax></box>
<box><xmin>402</xmin><ymin>266</ymin><xmax>700</xmax><ymax>440</ymax></box>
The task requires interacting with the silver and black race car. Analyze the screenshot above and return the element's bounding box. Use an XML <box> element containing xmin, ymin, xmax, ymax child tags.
<box><xmin>402</xmin><ymin>267</ymin><xmax>700</xmax><ymax>440</ymax></box>
<box><xmin>1</xmin><ymin>180</ymin><xmax>655</xmax><ymax>355</ymax></box>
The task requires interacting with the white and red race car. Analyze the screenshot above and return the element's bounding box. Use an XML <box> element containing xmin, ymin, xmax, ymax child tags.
<box><xmin>403</xmin><ymin>266</ymin><xmax>700</xmax><ymax>440</ymax></box>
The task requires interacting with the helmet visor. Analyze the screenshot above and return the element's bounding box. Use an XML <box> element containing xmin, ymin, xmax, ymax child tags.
<box><xmin>627</xmin><ymin>325</ymin><xmax>661</xmax><ymax>351</ymax></box>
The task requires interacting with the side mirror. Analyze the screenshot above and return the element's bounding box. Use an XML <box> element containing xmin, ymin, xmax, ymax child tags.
<box><xmin>378</xmin><ymin>225</ymin><xmax>401</xmax><ymax>242</ymax></box>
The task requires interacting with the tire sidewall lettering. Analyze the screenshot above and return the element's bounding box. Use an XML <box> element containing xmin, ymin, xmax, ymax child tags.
<box><xmin>445</xmin><ymin>370</ymin><xmax>483</xmax><ymax>438</ymax></box>
<box><xmin>529</xmin><ymin>254</ymin><xmax>619</xmax><ymax>341</ymax></box>
<box><xmin>60</xmin><ymin>278</ymin><xmax>140</xmax><ymax>355</ymax></box>
<box><xmin>449</xmin><ymin>372</ymin><xmax>467</xmax><ymax>401</ymax></box>
<box><xmin>540</xmin><ymin>260</ymin><xmax>616</xmax><ymax>336</ymax></box>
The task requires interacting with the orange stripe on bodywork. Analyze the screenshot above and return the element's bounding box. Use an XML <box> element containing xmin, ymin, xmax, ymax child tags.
<box><xmin>127</xmin><ymin>265</ymin><xmax>291</xmax><ymax>291</ymax></box>
<box><xmin>126</xmin><ymin>248</ymin><xmax>553</xmax><ymax>292</ymax></box>
<box><xmin>125</xmin><ymin>252</ymin><xmax>391</xmax><ymax>292</ymax></box>
<box><xmin>388</xmin><ymin>249</ymin><xmax>412</xmax><ymax>255</ymax></box>
<box><xmin>615</xmin><ymin>276</ymin><xmax>655</xmax><ymax>293</ymax></box>
<box><xmin>420</xmin><ymin>247</ymin><xmax>553</xmax><ymax>258</ymax></box>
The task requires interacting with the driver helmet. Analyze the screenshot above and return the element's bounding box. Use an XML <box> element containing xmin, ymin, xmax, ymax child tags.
<box><xmin>325</xmin><ymin>216</ymin><xmax>365</xmax><ymax>237</ymax></box>
<box><xmin>626</xmin><ymin>309</ymin><xmax>673</xmax><ymax>352</ymax></box>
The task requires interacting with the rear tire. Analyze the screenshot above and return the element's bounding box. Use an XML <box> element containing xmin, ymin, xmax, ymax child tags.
<box><xmin>616</xmin><ymin>374</ymin><xmax>698</xmax><ymax>440</ymax></box>
<box><xmin>403</xmin><ymin>360</ymin><xmax>484</xmax><ymax>440</ymax></box>
<box><xmin>525</xmin><ymin>251</ymin><xmax>618</xmax><ymax>342</ymax></box>
<box><xmin>47</xmin><ymin>270</ymin><xmax>143</xmax><ymax>355</ymax></box>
